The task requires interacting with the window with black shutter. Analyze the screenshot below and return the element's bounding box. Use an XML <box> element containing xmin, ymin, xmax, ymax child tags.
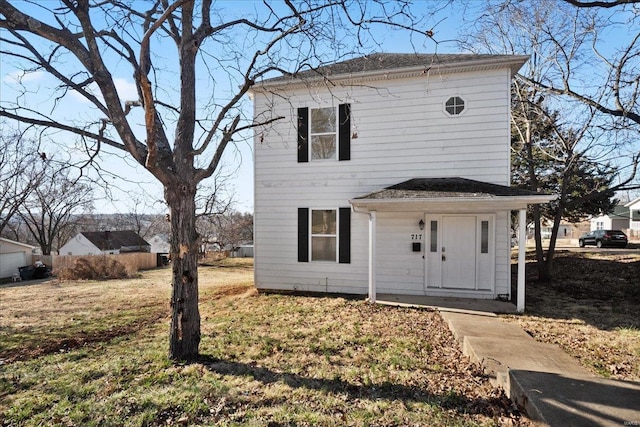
<box><xmin>298</xmin><ymin>207</ymin><xmax>351</xmax><ymax>263</ymax></box>
<box><xmin>297</xmin><ymin>104</ymin><xmax>350</xmax><ymax>162</ymax></box>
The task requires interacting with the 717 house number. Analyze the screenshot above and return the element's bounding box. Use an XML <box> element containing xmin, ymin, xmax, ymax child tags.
<box><xmin>411</xmin><ymin>234</ymin><xmax>423</xmax><ymax>240</ymax></box>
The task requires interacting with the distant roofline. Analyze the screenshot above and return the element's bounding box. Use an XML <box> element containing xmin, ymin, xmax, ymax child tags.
<box><xmin>0</xmin><ymin>237</ymin><xmax>36</xmax><ymax>250</ymax></box>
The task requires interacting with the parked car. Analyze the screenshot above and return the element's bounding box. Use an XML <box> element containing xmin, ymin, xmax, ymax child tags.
<box><xmin>578</xmin><ymin>230</ymin><xmax>628</xmax><ymax>248</ymax></box>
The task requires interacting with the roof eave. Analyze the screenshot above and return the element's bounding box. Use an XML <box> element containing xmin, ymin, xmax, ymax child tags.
<box><xmin>349</xmin><ymin>194</ymin><xmax>556</xmax><ymax>212</ymax></box>
<box><xmin>251</xmin><ymin>55</ymin><xmax>529</xmax><ymax>92</ymax></box>
<box><xmin>0</xmin><ymin>237</ymin><xmax>36</xmax><ymax>250</ymax></box>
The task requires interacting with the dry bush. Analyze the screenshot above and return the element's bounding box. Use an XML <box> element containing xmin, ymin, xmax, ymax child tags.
<box><xmin>58</xmin><ymin>256</ymin><xmax>137</xmax><ymax>280</ymax></box>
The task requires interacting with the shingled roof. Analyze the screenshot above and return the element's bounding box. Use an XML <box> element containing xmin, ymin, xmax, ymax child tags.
<box><xmin>81</xmin><ymin>230</ymin><xmax>150</xmax><ymax>251</ymax></box>
<box><xmin>260</xmin><ymin>53</ymin><xmax>528</xmax><ymax>85</ymax></box>
<box><xmin>354</xmin><ymin>178</ymin><xmax>546</xmax><ymax>200</ymax></box>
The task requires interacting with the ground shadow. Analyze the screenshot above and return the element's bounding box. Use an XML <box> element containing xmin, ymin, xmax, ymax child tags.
<box><xmin>510</xmin><ymin>250</ymin><xmax>640</xmax><ymax>330</ymax></box>
<box><xmin>509</xmin><ymin>370</ymin><xmax>640</xmax><ymax>426</ymax></box>
<box><xmin>194</xmin><ymin>354</ymin><xmax>518</xmax><ymax>418</ymax></box>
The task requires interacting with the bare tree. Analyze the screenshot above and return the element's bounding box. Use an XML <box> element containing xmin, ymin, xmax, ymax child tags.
<box><xmin>461</xmin><ymin>0</ymin><xmax>639</xmax><ymax>280</ymax></box>
<box><xmin>198</xmin><ymin>211</ymin><xmax>253</xmax><ymax>255</ymax></box>
<box><xmin>20</xmin><ymin>166</ymin><xmax>94</xmax><ymax>255</ymax></box>
<box><xmin>0</xmin><ymin>1</ymin><xmax>434</xmax><ymax>359</ymax></box>
<box><xmin>0</xmin><ymin>130</ymin><xmax>43</xmax><ymax>235</ymax></box>
<box><xmin>103</xmin><ymin>196</ymin><xmax>168</xmax><ymax>239</ymax></box>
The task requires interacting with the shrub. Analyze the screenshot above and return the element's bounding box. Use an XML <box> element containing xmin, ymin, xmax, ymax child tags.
<box><xmin>58</xmin><ymin>256</ymin><xmax>137</xmax><ymax>280</ymax></box>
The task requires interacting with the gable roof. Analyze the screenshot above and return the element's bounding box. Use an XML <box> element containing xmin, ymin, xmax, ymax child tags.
<box><xmin>256</xmin><ymin>53</ymin><xmax>529</xmax><ymax>88</ymax></box>
<box><xmin>624</xmin><ymin>197</ymin><xmax>640</xmax><ymax>208</ymax></box>
<box><xmin>81</xmin><ymin>231</ymin><xmax>149</xmax><ymax>251</ymax></box>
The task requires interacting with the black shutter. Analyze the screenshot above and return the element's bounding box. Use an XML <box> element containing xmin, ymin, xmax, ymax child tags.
<box><xmin>298</xmin><ymin>208</ymin><xmax>309</xmax><ymax>262</ymax></box>
<box><xmin>338</xmin><ymin>104</ymin><xmax>351</xmax><ymax>161</ymax></box>
<box><xmin>297</xmin><ymin>107</ymin><xmax>309</xmax><ymax>163</ymax></box>
<box><xmin>339</xmin><ymin>207</ymin><xmax>351</xmax><ymax>263</ymax></box>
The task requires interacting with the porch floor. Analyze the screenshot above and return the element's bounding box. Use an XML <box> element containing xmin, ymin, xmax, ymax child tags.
<box><xmin>375</xmin><ymin>293</ymin><xmax>517</xmax><ymax>315</ymax></box>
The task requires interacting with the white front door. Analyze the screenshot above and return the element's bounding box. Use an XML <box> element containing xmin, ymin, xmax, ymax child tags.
<box><xmin>441</xmin><ymin>216</ymin><xmax>476</xmax><ymax>289</ymax></box>
<box><xmin>425</xmin><ymin>214</ymin><xmax>495</xmax><ymax>292</ymax></box>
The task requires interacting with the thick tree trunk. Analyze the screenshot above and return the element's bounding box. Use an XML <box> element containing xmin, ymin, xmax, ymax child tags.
<box><xmin>165</xmin><ymin>183</ymin><xmax>201</xmax><ymax>360</ymax></box>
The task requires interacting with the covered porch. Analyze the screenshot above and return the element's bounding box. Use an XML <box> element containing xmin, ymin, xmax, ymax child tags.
<box><xmin>350</xmin><ymin>178</ymin><xmax>555</xmax><ymax>313</ymax></box>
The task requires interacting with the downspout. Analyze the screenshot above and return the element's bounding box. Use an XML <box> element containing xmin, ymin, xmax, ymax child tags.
<box><xmin>368</xmin><ymin>211</ymin><xmax>377</xmax><ymax>303</ymax></box>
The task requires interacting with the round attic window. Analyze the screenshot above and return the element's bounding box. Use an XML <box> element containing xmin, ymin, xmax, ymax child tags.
<box><xmin>445</xmin><ymin>96</ymin><xmax>465</xmax><ymax>115</ymax></box>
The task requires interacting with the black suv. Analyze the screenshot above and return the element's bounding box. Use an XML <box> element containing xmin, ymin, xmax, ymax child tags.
<box><xmin>579</xmin><ymin>230</ymin><xmax>628</xmax><ymax>248</ymax></box>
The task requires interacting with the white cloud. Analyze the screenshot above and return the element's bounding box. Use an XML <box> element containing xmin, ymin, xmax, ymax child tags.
<box><xmin>3</xmin><ymin>70</ymin><xmax>46</xmax><ymax>84</ymax></box>
<box><xmin>114</xmin><ymin>77</ymin><xmax>138</xmax><ymax>103</ymax></box>
<box><xmin>68</xmin><ymin>77</ymin><xmax>138</xmax><ymax>105</ymax></box>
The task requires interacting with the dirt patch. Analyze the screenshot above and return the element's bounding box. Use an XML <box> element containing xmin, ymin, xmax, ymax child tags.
<box><xmin>0</xmin><ymin>311</ymin><xmax>166</xmax><ymax>364</ymax></box>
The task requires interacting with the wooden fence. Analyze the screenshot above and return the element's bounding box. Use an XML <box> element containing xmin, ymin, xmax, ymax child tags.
<box><xmin>33</xmin><ymin>252</ymin><xmax>158</xmax><ymax>273</ymax></box>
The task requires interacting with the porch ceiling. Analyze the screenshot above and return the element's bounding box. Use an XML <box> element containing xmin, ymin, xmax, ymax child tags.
<box><xmin>350</xmin><ymin>177</ymin><xmax>555</xmax><ymax>212</ymax></box>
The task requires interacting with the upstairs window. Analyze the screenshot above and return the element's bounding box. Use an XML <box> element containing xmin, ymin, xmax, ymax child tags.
<box><xmin>445</xmin><ymin>96</ymin><xmax>465</xmax><ymax>115</ymax></box>
<box><xmin>311</xmin><ymin>108</ymin><xmax>337</xmax><ymax>160</ymax></box>
<box><xmin>298</xmin><ymin>104</ymin><xmax>350</xmax><ymax>162</ymax></box>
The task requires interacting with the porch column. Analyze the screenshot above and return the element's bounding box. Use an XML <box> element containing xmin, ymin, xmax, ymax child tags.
<box><xmin>368</xmin><ymin>211</ymin><xmax>377</xmax><ymax>303</ymax></box>
<box><xmin>517</xmin><ymin>208</ymin><xmax>527</xmax><ymax>313</ymax></box>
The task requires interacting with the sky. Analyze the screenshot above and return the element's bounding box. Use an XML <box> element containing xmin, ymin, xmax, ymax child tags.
<box><xmin>1</xmin><ymin>1</ymin><xmax>636</xmax><ymax>214</ymax></box>
<box><xmin>0</xmin><ymin>1</ymin><xmax>463</xmax><ymax>215</ymax></box>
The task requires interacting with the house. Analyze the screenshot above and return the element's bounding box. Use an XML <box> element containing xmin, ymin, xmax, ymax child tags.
<box><xmin>533</xmin><ymin>219</ymin><xmax>589</xmax><ymax>240</ymax></box>
<box><xmin>628</xmin><ymin>198</ymin><xmax>640</xmax><ymax>232</ymax></box>
<box><xmin>250</xmin><ymin>53</ymin><xmax>554</xmax><ymax>312</ymax></box>
<box><xmin>0</xmin><ymin>237</ymin><xmax>36</xmax><ymax>279</ymax></box>
<box><xmin>148</xmin><ymin>234</ymin><xmax>170</xmax><ymax>254</ymax></box>
<box><xmin>230</xmin><ymin>244</ymin><xmax>254</xmax><ymax>258</ymax></box>
<box><xmin>591</xmin><ymin>198</ymin><xmax>640</xmax><ymax>234</ymax></box>
<box><xmin>59</xmin><ymin>230</ymin><xmax>150</xmax><ymax>256</ymax></box>
<box><xmin>591</xmin><ymin>205</ymin><xmax>630</xmax><ymax>231</ymax></box>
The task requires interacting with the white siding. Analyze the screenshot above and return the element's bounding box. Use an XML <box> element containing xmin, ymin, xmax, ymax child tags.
<box><xmin>375</xmin><ymin>213</ymin><xmax>425</xmax><ymax>295</ymax></box>
<box><xmin>58</xmin><ymin>234</ymin><xmax>106</xmax><ymax>256</ymax></box>
<box><xmin>0</xmin><ymin>239</ymin><xmax>34</xmax><ymax>279</ymax></box>
<box><xmin>0</xmin><ymin>252</ymin><xmax>30</xmax><ymax>279</ymax></box>
<box><xmin>254</xmin><ymin>67</ymin><xmax>513</xmax><ymax>296</ymax></box>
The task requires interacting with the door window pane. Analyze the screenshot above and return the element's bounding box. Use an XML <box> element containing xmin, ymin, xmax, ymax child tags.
<box><xmin>481</xmin><ymin>220</ymin><xmax>489</xmax><ymax>253</ymax></box>
<box><xmin>430</xmin><ymin>221</ymin><xmax>438</xmax><ymax>252</ymax></box>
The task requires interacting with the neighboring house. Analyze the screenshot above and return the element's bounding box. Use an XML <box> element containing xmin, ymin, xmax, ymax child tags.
<box><xmin>591</xmin><ymin>205</ymin><xmax>630</xmax><ymax>231</ymax></box>
<box><xmin>625</xmin><ymin>197</ymin><xmax>640</xmax><ymax>231</ymax></box>
<box><xmin>590</xmin><ymin>198</ymin><xmax>640</xmax><ymax>232</ymax></box>
<box><xmin>230</xmin><ymin>244</ymin><xmax>254</xmax><ymax>258</ymax></box>
<box><xmin>0</xmin><ymin>237</ymin><xmax>35</xmax><ymax>279</ymax></box>
<box><xmin>59</xmin><ymin>230</ymin><xmax>150</xmax><ymax>256</ymax></box>
<box><xmin>532</xmin><ymin>220</ymin><xmax>588</xmax><ymax>239</ymax></box>
<box><xmin>148</xmin><ymin>234</ymin><xmax>170</xmax><ymax>254</ymax></box>
<box><xmin>250</xmin><ymin>53</ymin><xmax>554</xmax><ymax>311</ymax></box>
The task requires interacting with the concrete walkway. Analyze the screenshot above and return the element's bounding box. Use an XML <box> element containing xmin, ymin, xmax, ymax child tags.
<box><xmin>375</xmin><ymin>295</ymin><xmax>640</xmax><ymax>426</ymax></box>
<box><xmin>440</xmin><ymin>311</ymin><xmax>640</xmax><ymax>427</ymax></box>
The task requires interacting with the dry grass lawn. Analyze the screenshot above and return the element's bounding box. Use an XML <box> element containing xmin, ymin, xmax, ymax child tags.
<box><xmin>0</xmin><ymin>258</ymin><xmax>527</xmax><ymax>426</ymax></box>
<box><xmin>503</xmin><ymin>250</ymin><xmax>640</xmax><ymax>381</ymax></box>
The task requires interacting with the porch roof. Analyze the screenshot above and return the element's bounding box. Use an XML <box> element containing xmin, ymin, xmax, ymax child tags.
<box><xmin>350</xmin><ymin>178</ymin><xmax>555</xmax><ymax>212</ymax></box>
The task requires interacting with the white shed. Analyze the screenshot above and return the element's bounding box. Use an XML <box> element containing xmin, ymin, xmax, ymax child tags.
<box><xmin>0</xmin><ymin>238</ymin><xmax>35</xmax><ymax>279</ymax></box>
